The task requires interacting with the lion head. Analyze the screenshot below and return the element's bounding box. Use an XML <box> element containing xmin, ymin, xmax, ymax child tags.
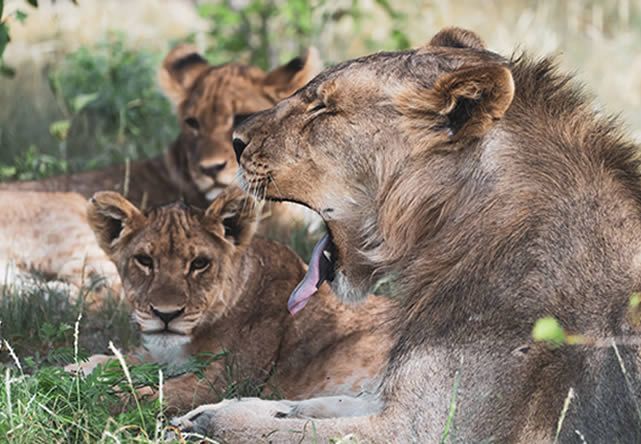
<box><xmin>233</xmin><ymin>28</ymin><xmax>514</xmax><ymax>307</ymax></box>
<box><xmin>159</xmin><ymin>44</ymin><xmax>321</xmax><ymax>201</ymax></box>
<box><xmin>87</xmin><ymin>186</ymin><xmax>258</xmax><ymax>365</ymax></box>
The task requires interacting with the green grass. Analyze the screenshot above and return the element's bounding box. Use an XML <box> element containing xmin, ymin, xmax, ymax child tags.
<box><xmin>0</xmin><ymin>274</ymin><xmax>288</xmax><ymax>443</ymax></box>
<box><xmin>1</xmin><ymin>346</ymin><xmax>168</xmax><ymax>443</ymax></box>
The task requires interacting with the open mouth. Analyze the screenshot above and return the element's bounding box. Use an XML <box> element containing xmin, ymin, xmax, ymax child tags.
<box><xmin>287</xmin><ymin>232</ymin><xmax>337</xmax><ymax>315</ymax></box>
<box><xmin>239</xmin><ymin>167</ymin><xmax>338</xmax><ymax>315</ymax></box>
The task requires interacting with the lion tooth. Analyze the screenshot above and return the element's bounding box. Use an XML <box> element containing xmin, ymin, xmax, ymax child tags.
<box><xmin>323</xmin><ymin>250</ymin><xmax>332</xmax><ymax>261</ymax></box>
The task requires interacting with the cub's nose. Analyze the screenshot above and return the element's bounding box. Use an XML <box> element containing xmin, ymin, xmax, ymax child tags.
<box><xmin>150</xmin><ymin>305</ymin><xmax>185</xmax><ymax>326</ymax></box>
<box><xmin>232</xmin><ymin>137</ymin><xmax>248</xmax><ymax>162</ymax></box>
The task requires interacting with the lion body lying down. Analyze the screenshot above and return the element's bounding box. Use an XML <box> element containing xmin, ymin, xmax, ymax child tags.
<box><xmin>171</xmin><ymin>27</ymin><xmax>641</xmax><ymax>442</ymax></box>
<box><xmin>0</xmin><ymin>191</ymin><xmax>118</xmax><ymax>292</ymax></box>
<box><xmin>70</xmin><ymin>187</ymin><xmax>394</xmax><ymax>414</ymax></box>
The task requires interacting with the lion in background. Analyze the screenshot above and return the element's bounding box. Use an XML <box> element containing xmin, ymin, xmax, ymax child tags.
<box><xmin>66</xmin><ymin>186</ymin><xmax>394</xmax><ymax>415</ymax></box>
<box><xmin>171</xmin><ymin>27</ymin><xmax>641</xmax><ymax>442</ymax></box>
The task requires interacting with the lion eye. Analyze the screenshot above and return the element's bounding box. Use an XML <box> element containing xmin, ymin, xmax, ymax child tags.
<box><xmin>134</xmin><ymin>255</ymin><xmax>153</xmax><ymax>269</ymax></box>
<box><xmin>190</xmin><ymin>257</ymin><xmax>210</xmax><ymax>272</ymax></box>
<box><xmin>184</xmin><ymin>117</ymin><xmax>200</xmax><ymax>131</ymax></box>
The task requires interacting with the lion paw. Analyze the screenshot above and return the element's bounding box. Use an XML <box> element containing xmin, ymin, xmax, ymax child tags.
<box><xmin>166</xmin><ymin>398</ymin><xmax>297</xmax><ymax>440</ymax></box>
<box><xmin>64</xmin><ymin>354</ymin><xmax>112</xmax><ymax>376</ymax></box>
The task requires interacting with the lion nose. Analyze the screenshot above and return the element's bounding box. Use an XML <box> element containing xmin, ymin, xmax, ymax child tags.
<box><xmin>150</xmin><ymin>305</ymin><xmax>185</xmax><ymax>326</ymax></box>
<box><xmin>200</xmin><ymin>161</ymin><xmax>227</xmax><ymax>179</ymax></box>
<box><xmin>232</xmin><ymin>137</ymin><xmax>247</xmax><ymax>162</ymax></box>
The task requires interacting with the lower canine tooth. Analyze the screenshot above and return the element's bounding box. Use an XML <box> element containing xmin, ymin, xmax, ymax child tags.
<box><xmin>323</xmin><ymin>250</ymin><xmax>332</xmax><ymax>261</ymax></box>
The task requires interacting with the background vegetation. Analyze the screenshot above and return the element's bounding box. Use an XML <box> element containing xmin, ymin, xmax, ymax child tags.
<box><xmin>2</xmin><ymin>0</ymin><xmax>641</xmax><ymax>442</ymax></box>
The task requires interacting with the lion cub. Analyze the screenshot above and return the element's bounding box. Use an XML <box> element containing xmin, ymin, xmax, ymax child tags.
<box><xmin>72</xmin><ymin>187</ymin><xmax>395</xmax><ymax>414</ymax></box>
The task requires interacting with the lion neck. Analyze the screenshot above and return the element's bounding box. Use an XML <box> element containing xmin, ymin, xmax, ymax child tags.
<box><xmin>371</xmin><ymin>57</ymin><xmax>641</xmax><ymax>350</ymax></box>
<box><xmin>162</xmin><ymin>137</ymin><xmax>210</xmax><ymax>208</ymax></box>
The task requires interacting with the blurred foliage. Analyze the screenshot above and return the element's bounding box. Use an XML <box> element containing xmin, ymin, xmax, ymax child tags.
<box><xmin>0</xmin><ymin>0</ymin><xmax>16</xmax><ymax>77</ymax></box>
<box><xmin>199</xmin><ymin>0</ymin><xmax>409</xmax><ymax>70</ymax></box>
<box><xmin>0</xmin><ymin>144</ymin><xmax>67</xmax><ymax>181</ymax></box>
<box><xmin>0</xmin><ymin>0</ymin><xmax>45</xmax><ymax>77</ymax></box>
<box><xmin>0</xmin><ymin>36</ymin><xmax>177</xmax><ymax>181</ymax></box>
<box><xmin>47</xmin><ymin>35</ymin><xmax>177</xmax><ymax>171</ymax></box>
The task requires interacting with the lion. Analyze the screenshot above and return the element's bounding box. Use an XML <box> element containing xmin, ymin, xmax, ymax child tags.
<box><xmin>0</xmin><ymin>44</ymin><xmax>320</xmax><ymax>227</ymax></box>
<box><xmin>67</xmin><ymin>186</ymin><xmax>394</xmax><ymax>415</ymax></box>
<box><xmin>0</xmin><ymin>191</ymin><xmax>118</xmax><ymax>294</ymax></box>
<box><xmin>170</xmin><ymin>27</ymin><xmax>641</xmax><ymax>442</ymax></box>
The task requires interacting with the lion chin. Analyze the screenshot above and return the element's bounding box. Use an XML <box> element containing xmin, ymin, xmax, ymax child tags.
<box><xmin>142</xmin><ymin>333</ymin><xmax>192</xmax><ymax>369</ymax></box>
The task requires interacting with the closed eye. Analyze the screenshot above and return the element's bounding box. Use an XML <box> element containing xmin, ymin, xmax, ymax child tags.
<box><xmin>308</xmin><ymin>102</ymin><xmax>326</xmax><ymax>113</ymax></box>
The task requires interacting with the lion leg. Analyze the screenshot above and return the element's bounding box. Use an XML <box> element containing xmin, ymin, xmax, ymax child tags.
<box><xmin>168</xmin><ymin>396</ymin><xmax>395</xmax><ymax>443</ymax></box>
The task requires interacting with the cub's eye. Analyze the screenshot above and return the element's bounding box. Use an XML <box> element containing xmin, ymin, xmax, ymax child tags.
<box><xmin>190</xmin><ymin>257</ymin><xmax>210</xmax><ymax>272</ymax></box>
<box><xmin>184</xmin><ymin>117</ymin><xmax>200</xmax><ymax>131</ymax></box>
<box><xmin>233</xmin><ymin>114</ymin><xmax>252</xmax><ymax>128</ymax></box>
<box><xmin>134</xmin><ymin>255</ymin><xmax>153</xmax><ymax>269</ymax></box>
<box><xmin>308</xmin><ymin>102</ymin><xmax>326</xmax><ymax>113</ymax></box>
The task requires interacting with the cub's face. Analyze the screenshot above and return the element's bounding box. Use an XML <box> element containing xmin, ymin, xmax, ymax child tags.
<box><xmin>159</xmin><ymin>44</ymin><xmax>322</xmax><ymax>200</ymax></box>
<box><xmin>88</xmin><ymin>187</ymin><xmax>257</xmax><ymax>363</ymax></box>
<box><xmin>234</xmin><ymin>28</ymin><xmax>514</xmax><ymax>303</ymax></box>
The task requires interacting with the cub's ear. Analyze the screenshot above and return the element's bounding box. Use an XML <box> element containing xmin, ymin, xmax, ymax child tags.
<box><xmin>87</xmin><ymin>192</ymin><xmax>144</xmax><ymax>256</ymax></box>
<box><xmin>427</xmin><ymin>27</ymin><xmax>485</xmax><ymax>50</ymax></box>
<box><xmin>203</xmin><ymin>186</ymin><xmax>258</xmax><ymax>247</ymax></box>
<box><xmin>263</xmin><ymin>47</ymin><xmax>322</xmax><ymax>99</ymax></box>
<box><xmin>397</xmin><ymin>63</ymin><xmax>514</xmax><ymax>147</ymax></box>
<box><xmin>158</xmin><ymin>43</ymin><xmax>210</xmax><ymax>108</ymax></box>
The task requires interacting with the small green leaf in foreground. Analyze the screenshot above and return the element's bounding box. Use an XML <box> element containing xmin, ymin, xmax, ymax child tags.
<box><xmin>532</xmin><ymin>316</ymin><xmax>566</xmax><ymax>347</ymax></box>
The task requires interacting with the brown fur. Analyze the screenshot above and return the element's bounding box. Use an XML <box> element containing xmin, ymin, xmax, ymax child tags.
<box><xmin>70</xmin><ymin>187</ymin><xmax>394</xmax><ymax>415</ymax></box>
<box><xmin>171</xmin><ymin>27</ymin><xmax>641</xmax><ymax>442</ymax></box>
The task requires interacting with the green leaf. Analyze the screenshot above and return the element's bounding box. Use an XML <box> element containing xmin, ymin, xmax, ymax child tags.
<box><xmin>532</xmin><ymin>317</ymin><xmax>566</xmax><ymax>347</ymax></box>
<box><xmin>0</xmin><ymin>165</ymin><xmax>16</xmax><ymax>178</ymax></box>
<box><xmin>49</xmin><ymin>119</ymin><xmax>70</xmax><ymax>141</ymax></box>
<box><xmin>15</xmin><ymin>9</ymin><xmax>27</xmax><ymax>23</ymax></box>
<box><xmin>71</xmin><ymin>92</ymin><xmax>99</xmax><ymax>112</ymax></box>
<box><xmin>26</xmin><ymin>0</ymin><xmax>38</xmax><ymax>7</ymax></box>
<box><xmin>0</xmin><ymin>22</ymin><xmax>10</xmax><ymax>58</ymax></box>
<box><xmin>0</xmin><ymin>63</ymin><xmax>15</xmax><ymax>77</ymax></box>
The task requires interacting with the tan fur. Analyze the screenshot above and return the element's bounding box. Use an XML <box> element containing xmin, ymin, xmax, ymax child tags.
<box><xmin>171</xmin><ymin>27</ymin><xmax>641</xmax><ymax>442</ymax></box>
<box><xmin>0</xmin><ymin>191</ymin><xmax>118</xmax><ymax>294</ymax></box>
<box><xmin>70</xmin><ymin>187</ymin><xmax>394</xmax><ymax>415</ymax></box>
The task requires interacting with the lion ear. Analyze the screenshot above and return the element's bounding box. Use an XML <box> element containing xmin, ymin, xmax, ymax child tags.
<box><xmin>263</xmin><ymin>47</ymin><xmax>322</xmax><ymax>99</ymax></box>
<box><xmin>203</xmin><ymin>186</ymin><xmax>258</xmax><ymax>247</ymax></box>
<box><xmin>398</xmin><ymin>64</ymin><xmax>514</xmax><ymax>145</ymax></box>
<box><xmin>158</xmin><ymin>43</ymin><xmax>210</xmax><ymax>108</ymax></box>
<box><xmin>87</xmin><ymin>192</ymin><xmax>144</xmax><ymax>256</ymax></box>
<box><xmin>427</xmin><ymin>27</ymin><xmax>486</xmax><ymax>50</ymax></box>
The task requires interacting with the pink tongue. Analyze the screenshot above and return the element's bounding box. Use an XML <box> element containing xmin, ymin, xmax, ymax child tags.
<box><xmin>288</xmin><ymin>233</ymin><xmax>331</xmax><ymax>315</ymax></box>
